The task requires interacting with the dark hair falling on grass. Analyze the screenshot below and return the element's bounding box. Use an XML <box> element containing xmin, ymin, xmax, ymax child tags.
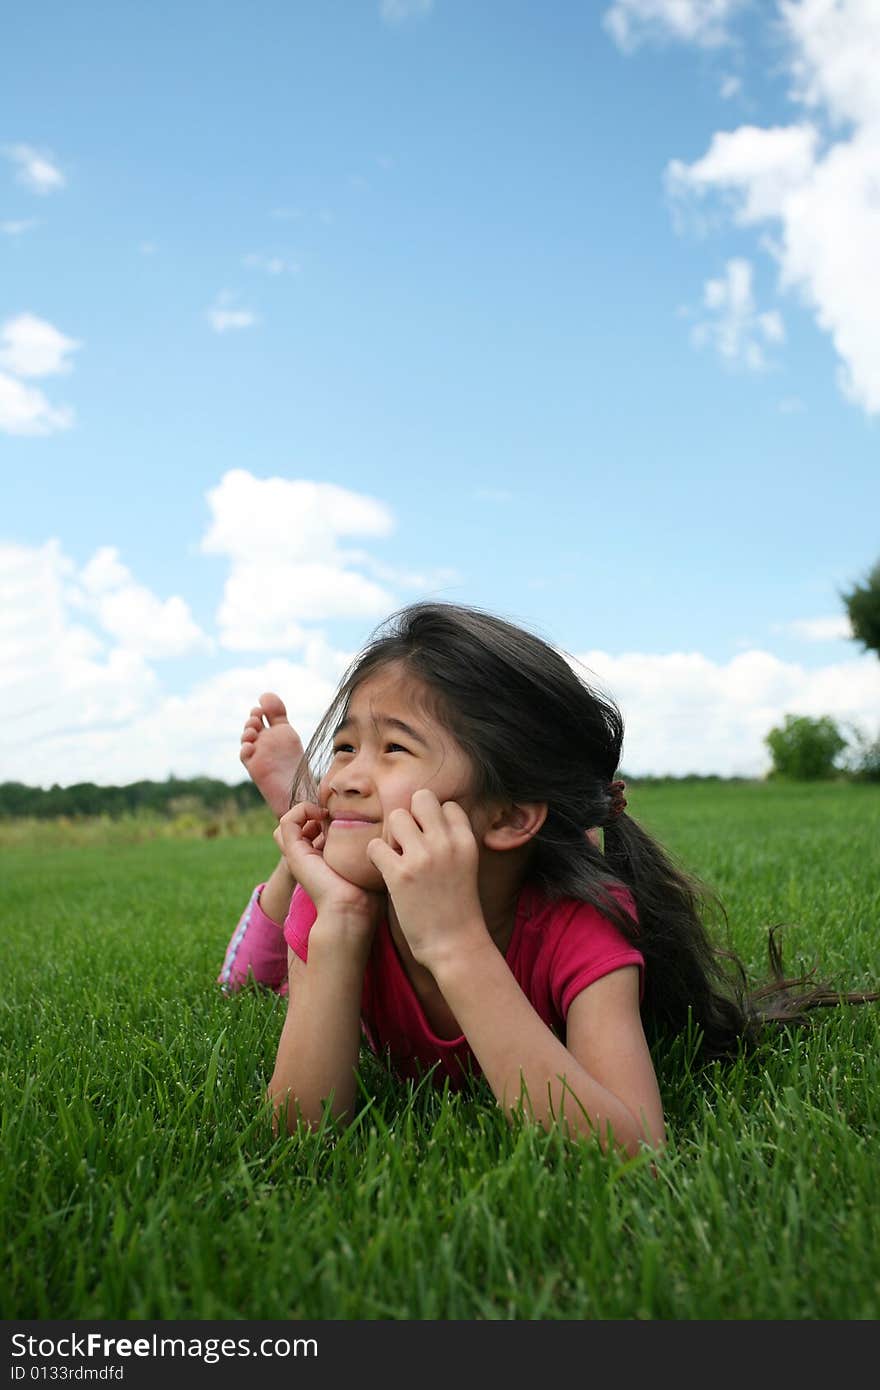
<box><xmin>296</xmin><ymin>601</ymin><xmax>878</xmax><ymax>1061</ymax></box>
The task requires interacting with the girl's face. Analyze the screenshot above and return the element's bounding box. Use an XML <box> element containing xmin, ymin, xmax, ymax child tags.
<box><xmin>317</xmin><ymin>664</ymin><xmax>480</xmax><ymax>892</ymax></box>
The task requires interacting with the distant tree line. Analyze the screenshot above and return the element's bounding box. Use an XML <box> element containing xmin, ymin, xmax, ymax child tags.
<box><xmin>0</xmin><ymin>777</ymin><xmax>267</xmax><ymax>820</ymax></box>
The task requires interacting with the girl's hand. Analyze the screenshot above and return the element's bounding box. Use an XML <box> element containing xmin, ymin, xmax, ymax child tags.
<box><xmin>274</xmin><ymin>802</ymin><xmax>381</xmax><ymax>931</ymax></box>
<box><xmin>365</xmin><ymin>788</ymin><xmax>489</xmax><ymax>972</ymax></box>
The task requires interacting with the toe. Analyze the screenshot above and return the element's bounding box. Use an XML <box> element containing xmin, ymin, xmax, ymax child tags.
<box><xmin>258</xmin><ymin>691</ymin><xmax>288</xmax><ymax>724</ymax></box>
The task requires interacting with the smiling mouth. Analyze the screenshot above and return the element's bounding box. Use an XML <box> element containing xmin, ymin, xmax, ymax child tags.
<box><xmin>329</xmin><ymin>815</ymin><xmax>379</xmax><ymax>827</ymax></box>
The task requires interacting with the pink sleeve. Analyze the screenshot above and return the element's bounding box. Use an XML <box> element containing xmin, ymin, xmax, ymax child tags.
<box><xmin>217</xmin><ymin>884</ymin><xmax>289</xmax><ymax>995</ymax></box>
<box><xmin>283</xmin><ymin>885</ymin><xmax>319</xmax><ymax>962</ymax></box>
<box><xmin>550</xmin><ymin>897</ymin><xmax>645</xmax><ymax>1018</ymax></box>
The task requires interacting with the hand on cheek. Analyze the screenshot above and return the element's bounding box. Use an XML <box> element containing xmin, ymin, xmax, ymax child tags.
<box><xmin>275</xmin><ymin>802</ymin><xmax>379</xmax><ymax>923</ymax></box>
<box><xmin>365</xmin><ymin>788</ymin><xmax>487</xmax><ymax>969</ymax></box>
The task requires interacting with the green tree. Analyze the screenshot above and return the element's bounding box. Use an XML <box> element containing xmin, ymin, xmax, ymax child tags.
<box><xmin>842</xmin><ymin>558</ymin><xmax>880</xmax><ymax>658</ymax></box>
<box><xmin>764</xmin><ymin>714</ymin><xmax>847</xmax><ymax>781</ymax></box>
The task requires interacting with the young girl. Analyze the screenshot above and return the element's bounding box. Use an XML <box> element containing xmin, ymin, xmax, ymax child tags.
<box><xmin>218</xmin><ymin>602</ymin><xmax>875</xmax><ymax>1155</ymax></box>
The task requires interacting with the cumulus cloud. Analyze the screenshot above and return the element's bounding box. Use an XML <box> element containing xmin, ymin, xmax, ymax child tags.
<box><xmin>690</xmin><ymin>257</ymin><xmax>785</xmax><ymax>369</ymax></box>
<box><xmin>662</xmin><ymin>0</ymin><xmax>880</xmax><ymax>413</ymax></box>
<box><xmin>201</xmin><ymin>470</ymin><xmax>398</xmax><ymax>650</ymax></box>
<box><xmin>572</xmin><ymin>645</ymin><xmax>880</xmax><ymax>776</ymax></box>
<box><xmin>0</xmin><ymin>313</ymin><xmax>80</xmax><ymax>435</ymax></box>
<box><xmin>0</xmin><ymin>539</ymin><xmax>356</xmax><ymax>787</ymax></box>
<box><xmin>67</xmin><ymin>547</ymin><xmax>213</xmax><ymax>661</ymax></box>
<box><xmin>0</xmin><ymin>313</ymin><xmax>81</xmax><ymax>378</ymax></box>
<box><xmin>4</xmin><ymin>535</ymin><xmax>878</xmax><ymax>784</ymax></box>
<box><xmin>2</xmin><ymin>143</ymin><xmax>66</xmax><ymax>194</ymax></box>
<box><xmin>603</xmin><ymin>0</ymin><xmax>746</xmax><ymax>51</ymax></box>
<box><xmin>0</xmin><ymin>542</ymin><xmax>160</xmax><ymax>752</ymax></box>
<box><xmin>3</xmin><ymin>659</ymin><xmax>347</xmax><ymax>789</ymax></box>
<box><xmin>0</xmin><ymin>372</ymin><xmax>74</xmax><ymax>435</ymax></box>
<box><xmin>0</xmin><ymin>523</ymin><xmax>345</xmax><ymax>789</ymax></box>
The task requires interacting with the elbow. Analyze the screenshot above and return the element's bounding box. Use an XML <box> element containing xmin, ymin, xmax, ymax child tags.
<box><xmin>265</xmin><ymin>1079</ymin><xmax>352</xmax><ymax>1136</ymax></box>
<box><xmin>266</xmin><ymin>1078</ymin><xmax>312</xmax><ymax>1136</ymax></box>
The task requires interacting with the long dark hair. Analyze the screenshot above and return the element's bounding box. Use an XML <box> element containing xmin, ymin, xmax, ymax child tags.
<box><xmin>297</xmin><ymin>601</ymin><xmax>877</xmax><ymax>1059</ymax></box>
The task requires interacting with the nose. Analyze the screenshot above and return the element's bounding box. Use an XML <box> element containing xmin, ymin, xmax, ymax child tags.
<box><xmin>329</xmin><ymin>749</ymin><xmax>374</xmax><ymax>797</ymax></box>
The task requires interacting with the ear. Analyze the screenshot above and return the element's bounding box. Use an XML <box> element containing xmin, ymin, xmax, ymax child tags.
<box><xmin>480</xmin><ymin>800</ymin><xmax>548</xmax><ymax>852</ymax></box>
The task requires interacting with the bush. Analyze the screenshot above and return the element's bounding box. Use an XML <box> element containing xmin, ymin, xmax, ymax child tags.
<box><xmin>844</xmin><ymin>724</ymin><xmax>880</xmax><ymax>782</ymax></box>
<box><xmin>764</xmin><ymin>714</ymin><xmax>848</xmax><ymax>781</ymax></box>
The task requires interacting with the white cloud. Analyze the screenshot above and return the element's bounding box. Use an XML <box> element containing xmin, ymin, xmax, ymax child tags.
<box><xmin>783</xmin><ymin>0</ymin><xmax>880</xmax><ymax>128</ymax></box>
<box><xmin>208</xmin><ymin>308</ymin><xmax>258</xmax><ymax>333</ymax></box>
<box><xmin>719</xmin><ymin>73</ymin><xmax>742</xmax><ymax>99</ymax></box>
<box><xmin>0</xmin><ymin>371</ymin><xmax>74</xmax><ymax>435</ymax></box>
<box><xmin>0</xmin><ymin>542</ymin><xmax>160</xmax><ymax>751</ymax></box>
<box><xmin>603</xmin><ymin>0</ymin><xmax>745</xmax><ymax>51</ymax></box>
<box><xmin>666</xmin><ymin>123</ymin><xmax>820</xmax><ymax>222</ymax></box>
<box><xmin>201</xmin><ymin>470</ymin><xmax>398</xmax><ymax>650</ymax></box>
<box><xmin>784</xmin><ymin>614</ymin><xmax>853</xmax><ymax>641</ymax></box>
<box><xmin>3</xmin><ymin>143</ymin><xmax>66</xmax><ymax>194</ymax></box>
<box><xmin>67</xmin><ymin>546</ymin><xmax>213</xmax><ymax>661</ymax></box>
<box><xmin>207</xmin><ymin>291</ymin><xmax>258</xmax><ymax>334</ymax></box>
<box><xmin>662</xmin><ymin>1</ymin><xmax>880</xmax><ymax>413</ymax></box>
<box><xmin>0</xmin><ymin>314</ymin><xmax>80</xmax><ymax>434</ymax></box>
<box><xmin>691</xmin><ymin>257</ymin><xmax>785</xmax><ymax>369</ymax></box>
<box><xmin>0</xmin><ymin>313</ymin><xmax>81</xmax><ymax>378</ymax></box>
<box><xmin>572</xmin><ymin>645</ymin><xmax>880</xmax><ymax>776</ymax></box>
<box><xmin>0</xmin><ymin>539</ymin><xmax>354</xmax><ymax>787</ymax></box>
<box><xmin>4</xmin><ymin>536</ymin><xmax>878</xmax><ymax>785</ymax></box>
<box><xmin>380</xmin><ymin>0</ymin><xmax>434</xmax><ymax>24</ymax></box>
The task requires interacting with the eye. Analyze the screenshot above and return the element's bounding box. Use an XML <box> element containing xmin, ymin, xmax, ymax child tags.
<box><xmin>385</xmin><ymin>742</ymin><xmax>410</xmax><ymax>754</ymax></box>
<box><xmin>332</xmin><ymin>742</ymin><xmax>355</xmax><ymax>755</ymax></box>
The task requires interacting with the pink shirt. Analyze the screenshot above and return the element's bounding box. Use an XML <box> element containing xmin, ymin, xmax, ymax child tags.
<box><xmin>283</xmin><ymin>882</ymin><xmax>644</xmax><ymax>1088</ymax></box>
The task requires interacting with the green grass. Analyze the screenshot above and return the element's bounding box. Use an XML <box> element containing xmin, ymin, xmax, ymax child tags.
<box><xmin>2</xmin><ymin>782</ymin><xmax>878</xmax><ymax>1319</ymax></box>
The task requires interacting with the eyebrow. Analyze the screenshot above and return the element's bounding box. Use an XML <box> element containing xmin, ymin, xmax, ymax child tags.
<box><xmin>333</xmin><ymin>713</ymin><xmax>430</xmax><ymax>748</ymax></box>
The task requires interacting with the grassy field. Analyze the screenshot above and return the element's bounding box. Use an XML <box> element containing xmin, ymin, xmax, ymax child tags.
<box><xmin>2</xmin><ymin>781</ymin><xmax>879</xmax><ymax>1320</ymax></box>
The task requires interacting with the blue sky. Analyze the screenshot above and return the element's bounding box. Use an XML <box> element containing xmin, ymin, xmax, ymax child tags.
<box><xmin>2</xmin><ymin>0</ymin><xmax>879</xmax><ymax>787</ymax></box>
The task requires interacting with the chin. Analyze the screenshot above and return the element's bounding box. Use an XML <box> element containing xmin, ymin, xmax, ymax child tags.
<box><xmin>322</xmin><ymin>842</ymin><xmax>386</xmax><ymax>894</ymax></box>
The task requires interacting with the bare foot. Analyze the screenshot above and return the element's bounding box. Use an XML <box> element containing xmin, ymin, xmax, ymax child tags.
<box><xmin>240</xmin><ymin>693</ymin><xmax>307</xmax><ymax>820</ymax></box>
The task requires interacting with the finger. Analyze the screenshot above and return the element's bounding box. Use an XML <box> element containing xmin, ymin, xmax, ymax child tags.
<box><xmin>409</xmin><ymin>787</ymin><xmax>445</xmax><ymax>833</ymax></box>
<box><xmin>440</xmin><ymin>798</ymin><xmax>470</xmax><ymax>828</ymax></box>
<box><xmin>385</xmin><ymin>805</ymin><xmax>421</xmax><ymax>851</ymax></box>
<box><xmin>284</xmin><ymin>801</ymin><xmax>328</xmax><ymax>828</ymax></box>
<box><xmin>366</xmin><ymin>837</ymin><xmax>398</xmax><ymax>879</ymax></box>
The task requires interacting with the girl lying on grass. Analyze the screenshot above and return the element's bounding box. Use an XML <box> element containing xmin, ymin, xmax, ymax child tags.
<box><xmin>218</xmin><ymin>601</ymin><xmax>877</xmax><ymax>1155</ymax></box>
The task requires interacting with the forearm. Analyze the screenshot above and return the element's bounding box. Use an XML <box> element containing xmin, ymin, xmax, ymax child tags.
<box><xmin>267</xmin><ymin>932</ymin><xmax>370</xmax><ymax>1133</ymax></box>
<box><xmin>433</xmin><ymin>943</ymin><xmax>650</xmax><ymax>1154</ymax></box>
<box><xmin>259</xmin><ymin>856</ymin><xmax>297</xmax><ymax>926</ymax></box>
